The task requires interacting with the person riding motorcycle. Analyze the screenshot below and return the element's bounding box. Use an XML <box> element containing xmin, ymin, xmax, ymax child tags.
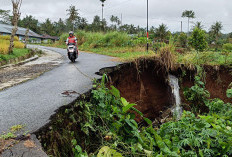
<box><xmin>66</xmin><ymin>31</ymin><xmax>78</xmax><ymax>58</ymax></box>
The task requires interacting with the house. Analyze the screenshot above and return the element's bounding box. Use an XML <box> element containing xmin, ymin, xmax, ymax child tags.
<box><xmin>41</xmin><ymin>34</ymin><xmax>59</xmax><ymax>43</ymax></box>
<box><xmin>0</xmin><ymin>23</ymin><xmax>58</xmax><ymax>43</ymax></box>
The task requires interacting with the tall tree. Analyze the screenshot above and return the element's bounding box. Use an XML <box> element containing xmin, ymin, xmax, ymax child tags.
<box><xmin>18</xmin><ymin>16</ymin><xmax>31</xmax><ymax>47</ymax></box>
<box><xmin>18</xmin><ymin>15</ymin><xmax>40</xmax><ymax>34</ymax></box>
<box><xmin>8</xmin><ymin>0</ymin><xmax>22</xmax><ymax>54</ymax></box>
<box><xmin>182</xmin><ymin>10</ymin><xmax>195</xmax><ymax>34</ymax></box>
<box><xmin>155</xmin><ymin>24</ymin><xmax>168</xmax><ymax>42</ymax></box>
<box><xmin>0</xmin><ymin>9</ymin><xmax>11</xmax><ymax>24</ymax></box>
<box><xmin>91</xmin><ymin>15</ymin><xmax>102</xmax><ymax>32</ymax></box>
<box><xmin>54</xmin><ymin>18</ymin><xmax>66</xmax><ymax>36</ymax></box>
<box><xmin>110</xmin><ymin>15</ymin><xmax>121</xmax><ymax>30</ymax></box>
<box><xmin>210</xmin><ymin>21</ymin><xmax>223</xmax><ymax>43</ymax></box>
<box><xmin>41</xmin><ymin>18</ymin><xmax>54</xmax><ymax>35</ymax></box>
<box><xmin>78</xmin><ymin>17</ymin><xmax>88</xmax><ymax>30</ymax></box>
<box><xmin>66</xmin><ymin>5</ymin><xmax>80</xmax><ymax>31</ymax></box>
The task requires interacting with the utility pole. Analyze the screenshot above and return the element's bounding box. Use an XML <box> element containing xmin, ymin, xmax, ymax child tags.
<box><xmin>181</xmin><ymin>21</ymin><xmax>183</xmax><ymax>32</ymax></box>
<box><xmin>102</xmin><ymin>3</ymin><xmax>104</xmax><ymax>31</ymax></box>
<box><xmin>102</xmin><ymin>4</ymin><xmax>104</xmax><ymax>22</ymax></box>
<box><xmin>121</xmin><ymin>13</ymin><xmax>123</xmax><ymax>27</ymax></box>
<box><xmin>146</xmin><ymin>0</ymin><xmax>149</xmax><ymax>53</ymax></box>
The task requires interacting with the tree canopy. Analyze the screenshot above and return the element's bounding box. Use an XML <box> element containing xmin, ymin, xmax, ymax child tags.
<box><xmin>189</xmin><ymin>27</ymin><xmax>208</xmax><ymax>52</ymax></box>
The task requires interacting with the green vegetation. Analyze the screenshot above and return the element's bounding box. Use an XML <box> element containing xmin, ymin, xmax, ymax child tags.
<box><xmin>189</xmin><ymin>28</ymin><xmax>208</xmax><ymax>52</ymax></box>
<box><xmin>0</xmin><ymin>125</ymin><xmax>24</xmax><ymax>140</ymax></box>
<box><xmin>0</xmin><ymin>35</ymin><xmax>25</xmax><ymax>54</ymax></box>
<box><xmin>53</xmin><ymin>31</ymin><xmax>155</xmax><ymax>61</ymax></box>
<box><xmin>0</xmin><ymin>35</ymin><xmax>31</xmax><ymax>63</ymax></box>
<box><xmin>42</xmin><ymin>74</ymin><xmax>232</xmax><ymax>157</ymax></box>
<box><xmin>0</xmin><ymin>48</ymin><xmax>30</xmax><ymax>62</ymax></box>
<box><xmin>44</xmin><ymin>29</ymin><xmax>232</xmax><ymax>65</ymax></box>
<box><xmin>177</xmin><ymin>50</ymin><xmax>232</xmax><ymax>66</ymax></box>
<box><xmin>178</xmin><ymin>32</ymin><xmax>188</xmax><ymax>48</ymax></box>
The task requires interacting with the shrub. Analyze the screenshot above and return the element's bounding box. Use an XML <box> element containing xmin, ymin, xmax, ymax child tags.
<box><xmin>58</xmin><ymin>33</ymin><xmax>69</xmax><ymax>45</ymax></box>
<box><xmin>223</xmin><ymin>43</ymin><xmax>232</xmax><ymax>52</ymax></box>
<box><xmin>0</xmin><ymin>35</ymin><xmax>19</xmax><ymax>41</ymax></box>
<box><xmin>0</xmin><ymin>39</ymin><xmax>25</xmax><ymax>54</ymax></box>
<box><xmin>152</xmin><ymin>42</ymin><xmax>166</xmax><ymax>51</ymax></box>
<box><xmin>178</xmin><ymin>32</ymin><xmax>188</xmax><ymax>48</ymax></box>
<box><xmin>189</xmin><ymin>28</ymin><xmax>208</xmax><ymax>52</ymax></box>
<box><xmin>184</xmin><ymin>76</ymin><xmax>210</xmax><ymax>113</ymax></box>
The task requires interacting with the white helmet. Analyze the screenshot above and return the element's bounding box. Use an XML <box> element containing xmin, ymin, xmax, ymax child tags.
<box><xmin>69</xmin><ymin>31</ymin><xmax>74</xmax><ymax>36</ymax></box>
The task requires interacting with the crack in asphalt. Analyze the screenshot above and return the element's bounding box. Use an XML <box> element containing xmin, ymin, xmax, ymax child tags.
<box><xmin>72</xmin><ymin>64</ymin><xmax>94</xmax><ymax>80</ymax></box>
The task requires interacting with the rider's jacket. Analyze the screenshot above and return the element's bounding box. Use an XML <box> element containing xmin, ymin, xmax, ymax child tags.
<box><xmin>66</xmin><ymin>36</ymin><xmax>77</xmax><ymax>45</ymax></box>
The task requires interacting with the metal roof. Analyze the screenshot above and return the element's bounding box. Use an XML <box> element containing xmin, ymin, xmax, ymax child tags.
<box><xmin>0</xmin><ymin>23</ymin><xmax>42</xmax><ymax>38</ymax></box>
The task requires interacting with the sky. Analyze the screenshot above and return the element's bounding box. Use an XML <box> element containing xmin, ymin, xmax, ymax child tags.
<box><xmin>0</xmin><ymin>0</ymin><xmax>232</xmax><ymax>33</ymax></box>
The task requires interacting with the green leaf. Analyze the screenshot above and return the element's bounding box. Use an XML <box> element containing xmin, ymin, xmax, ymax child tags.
<box><xmin>101</xmin><ymin>74</ymin><xmax>108</xmax><ymax>87</ymax></box>
<box><xmin>131</xmin><ymin>107</ymin><xmax>144</xmax><ymax>117</ymax></box>
<box><xmin>121</xmin><ymin>97</ymin><xmax>129</xmax><ymax>106</ymax></box>
<box><xmin>144</xmin><ymin>117</ymin><xmax>152</xmax><ymax>125</ymax></box>
<box><xmin>144</xmin><ymin>149</ymin><xmax>153</xmax><ymax>157</ymax></box>
<box><xmin>122</xmin><ymin>103</ymin><xmax>136</xmax><ymax>113</ymax></box>
<box><xmin>226</xmin><ymin>88</ymin><xmax>232</xmax><ymax>98</ymax></box>
<box><xmin>110</xmin><ymin>86</ymin><xmax>120</xmax><ymax>98</ymax></box>
<box><xmin>97</xmin><ymin>146</ymin><xmax>123</xmax><ymax>157</ymax></box>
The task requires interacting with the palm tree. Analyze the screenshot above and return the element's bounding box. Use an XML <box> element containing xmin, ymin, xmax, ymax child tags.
<box><xmin>110</xmin><ymin>15</ymin><xmax>115</xmax><ymax>24</ymax></box>
<box><xmin>110</xmin><ymin>15</ymin><xmax>120</xmax><ymax>30</ymax></box>
<box><xmin>210</xmin><ymin>21</ymin><xmax>223</xmax><ymax>42</ymax></box>
<box><xmin>66</xmin><ymin>5</ymin><xmax>79</xmax><ymax>31</ymax></box>
<box><xmin>182</xmin><ymin>10</ymin><xmax>195</xmax><ymax>34</ymax></box>
<box><xmin>155</xmin><ymin>24</ymin><xmax>168</xmax><ymax>42</ymax></box>
<box><xmin>194</xmin><ymin>21</ymin><xmax>204</xmax><ymax>30</ymax></box>
<box><xmin>79</xmin><ymin>18</ymin><xmax>88</xmax><ymax>30</ymax></box>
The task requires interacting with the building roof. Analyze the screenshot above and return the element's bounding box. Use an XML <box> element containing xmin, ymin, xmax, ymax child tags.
<box><xmin>0</xmin><ymin>23</ymin><xmax>42</xmax><ymax>38</ymax></box>
<box><xmin>41</xmin><ymin>34</ymin><xmax>59</xmax><ymax>40</ymax></box>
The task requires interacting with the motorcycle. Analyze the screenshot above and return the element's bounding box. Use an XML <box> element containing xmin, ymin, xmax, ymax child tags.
<box><xmin>67</xmin><ymin>43</ymin><xmax>78</xmax><ymax>63</ymax></box>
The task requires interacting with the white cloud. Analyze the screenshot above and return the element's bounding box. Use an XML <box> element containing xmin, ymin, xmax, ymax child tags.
<box><xmin>0</xmin><ymin>0</ymin><xmax>231</xmax><ymax>33</ymax></box>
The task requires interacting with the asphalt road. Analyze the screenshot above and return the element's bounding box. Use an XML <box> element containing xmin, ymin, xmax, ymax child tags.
<box><xmin>0</xmin><ymin>46</ymin><xmax>118</xmax><ymax>134</ymax></box>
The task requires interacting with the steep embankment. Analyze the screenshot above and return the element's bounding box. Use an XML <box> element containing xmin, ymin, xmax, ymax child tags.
<box><xmin>35</xmin><ymin>58</ymin><xmax>232</xmax><ymax>156</ymax></box>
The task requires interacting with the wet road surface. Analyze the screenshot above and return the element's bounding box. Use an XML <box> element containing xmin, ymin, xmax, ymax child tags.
<box><xmin>0</xmin><ymin>45</ymin><xmax>118</xmax><ymax>134</ymax></box>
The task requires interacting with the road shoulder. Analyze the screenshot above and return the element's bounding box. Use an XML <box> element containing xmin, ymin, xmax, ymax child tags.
<box><xmin>0</xmin><ymin>48</ymin><xmax>63</xmax><ymax>91</ymax></box>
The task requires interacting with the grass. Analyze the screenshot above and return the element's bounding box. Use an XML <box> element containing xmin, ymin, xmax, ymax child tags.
<box><xmin>0</xmin><ymin>125</ymin><xmax>24</xmax><ymax>140</ymax></box>
<box><xmin>38</xmin><ymin>31</ymin><xmax>232</xmax><ymax>65</ymax></box>
<box><xmin>79</xmin><ymin>47</ymin><xmax>157</xmax><ymax>61</ymax></box>
<box><xmin>0</xmin><ymin>35</ymin><xmax>25</xmax><ymax>54</ymax></box>
<box><xmin>41</xmin><ymin>40</ymin><xmax>232</xmax><ymax>66</ymax></box>
<box><xmin>52</xmin><ymin>31</ymin><xmax>155</xmax><ymax>61</ymax></box>
<box><xmin>0</xmin><ymin>48</ymin><xmax>30</xmax><ymax>62</ymax></box>
<box><xmin>177</xmin><ymin>50</ymin><xmax>232</xmax><ymax>66</ymax></box>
